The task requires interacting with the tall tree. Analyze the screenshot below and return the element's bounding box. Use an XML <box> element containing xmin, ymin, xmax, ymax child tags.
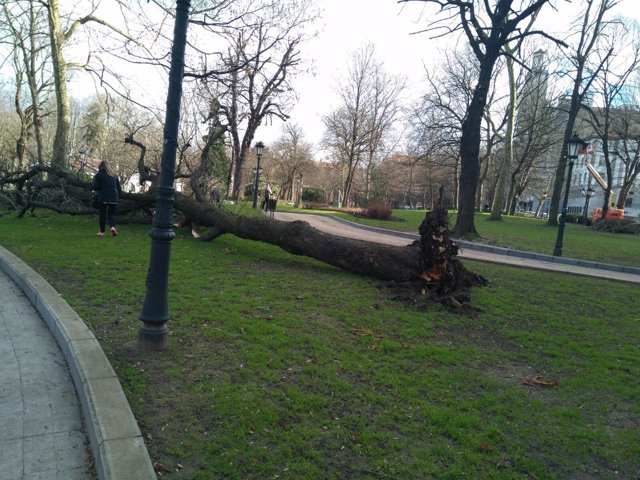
<box><xmin>198</xmin><ymin>1</ymin><xmax>318</xmax><ymax>200</ymax></box>
<box><xmin>270</xmin><ymin>123</ymin><xmax>313</xmax><ymax>201</ymax></box>
<box><xmin>402</xmin><ymin>0</ymin><xmax>554</xmax><ymax>237</ymax></box>
<box><xmin>546</xmin><ymin>0</ymin><xmax>619</xmax><ymax>226</ymax></box>
<box><xmin>488</xmin><ymin>12</ymin><xmax>542</xmax><ymax>221</ymax></box>
<box><xmin>361</xmin><ymin>55</ymin><xmax>405</xmax><ymax>203</ymax></box>
<box><xmin>1</xmin><ymin>0</ymin><xmax>52</xmax><ymax>168</ymax></box>
<box><xmin>611</xmin><ymin>100</ymin><xmax>640</xmax><ymax>210</ymax></box>
<box><xmin>583</xmin><ymin>16</ymin><xmax>640</xmax><ymax>217</ymax></box>
<box><xmin>323</xmin><ymin>43</ymin><xmax>404</xmax><ymax>207</ymax></box>
<box><xmin>409</xmin><ymin>47</ymin><xmax>505</xmax><ymax>213</ymax></box>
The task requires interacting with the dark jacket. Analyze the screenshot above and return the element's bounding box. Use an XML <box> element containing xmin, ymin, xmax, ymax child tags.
<box><xmin>92</xmin><ymin>169</ymin><xmax>122</xmax><ymax>204</ymax></box>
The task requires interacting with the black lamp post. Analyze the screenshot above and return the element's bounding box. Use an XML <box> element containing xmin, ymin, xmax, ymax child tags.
<box><xmin>582</xmin><ymin>186</ymin><xmax>595</xmax><ymax>225</ymax></box>
<box><xmin>553</xmin><ymin>132</ymin><xmax>584</xmax><ymax>257</ymax></box>
<box><xmin>137</xmin><ymin>0</ymin><xmax>191</xmax><ymax>350</ymax></box>
<box><xmin>251</xmin><ymin>141</ymin><xmax>265</xmax><ymax>208</ymax></box>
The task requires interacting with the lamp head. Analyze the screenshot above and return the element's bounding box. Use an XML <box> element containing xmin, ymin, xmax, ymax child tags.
<box><xmin>567</xmin><ymin>132</ymin><xmax>584</xmax><ymax>159</ymax></box>
<box><xmin>255</xmin><ymin>141</ymin><xmax>265</xmax><ymax>156</ymax></box>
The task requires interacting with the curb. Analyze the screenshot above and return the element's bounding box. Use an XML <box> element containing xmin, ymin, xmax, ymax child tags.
<box><xmin>0</xmin><ymin>246</ymin><xmax>157</xmax><ymax>480</ymax></box>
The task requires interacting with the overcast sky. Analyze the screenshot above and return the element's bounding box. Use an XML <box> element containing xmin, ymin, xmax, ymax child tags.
<box><xmin>255</xmin><ymin>0</ymin><xmax>433</xmax><ymax>151</ymax></box>
<box><xmin>254</xmin><ymin>0</ymin><xmax>640</xmax><ymax>154</ymax></box>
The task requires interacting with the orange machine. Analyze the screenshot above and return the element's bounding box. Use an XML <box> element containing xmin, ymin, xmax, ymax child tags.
<box><xmin>583</xmin><ymin>149</ymin><xmax>624</xmax><ymax>222</ymax></box>
<box><xmin>592</xmin><ymin>207</ymin><xmax>624</xmax><ymax>222</ymax></box>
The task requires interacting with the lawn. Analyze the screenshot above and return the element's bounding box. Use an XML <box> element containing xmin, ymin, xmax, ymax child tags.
<box><xmin>1</xmin><ymin>211</ymin><xmax>638</xmax><ymax>479</ymax></box>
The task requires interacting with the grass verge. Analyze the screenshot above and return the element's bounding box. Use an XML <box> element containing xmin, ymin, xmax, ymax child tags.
<box><xmin>1</xmin><ymin>212</ymin><xmax>638</xmax><ymax>479</ymax></box>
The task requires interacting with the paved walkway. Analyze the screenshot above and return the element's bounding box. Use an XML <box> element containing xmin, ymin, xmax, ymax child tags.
<box><xmin>272</xmin><ymin>212</ymin><xmax>640</xmax><ymax>285</ymax></box>
<box><xmin>0</xmin><ymin>268</ymin><xmax>93</xmax><ymax>480</ymax></box>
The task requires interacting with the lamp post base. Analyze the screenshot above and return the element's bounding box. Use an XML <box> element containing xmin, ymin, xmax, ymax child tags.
<box><xmin>138</xmin><ymin>323</ymin><xmax>169</xmax><ymax>351</ymax></box>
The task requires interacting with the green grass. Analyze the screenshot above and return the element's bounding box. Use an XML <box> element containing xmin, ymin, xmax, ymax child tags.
<box><xmin>1</xmin><ymin>211</ymin><xmax>639</xmax><ymax>479</ymax></box>
<box><xmin>288</xmin><ymin>208</ymin><xmax>640</xmax><ymax>268</ymax></box>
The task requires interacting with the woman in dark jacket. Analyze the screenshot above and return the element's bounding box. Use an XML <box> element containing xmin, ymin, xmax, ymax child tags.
<box><xmin>92</xmin><ymin>160</ymin><xmax>122</xmax><ymax>236</ymax></box>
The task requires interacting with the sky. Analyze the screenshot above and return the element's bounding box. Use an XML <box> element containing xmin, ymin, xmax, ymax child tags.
<box><xmin>254</xmin><ymin>0</ymin><xmax>434</xmax><ymax>152</ymax></box>
<box><xmin>253</xmin><ymin>0</ymin><xmax>640</xmax><ymax>155</ymax></box>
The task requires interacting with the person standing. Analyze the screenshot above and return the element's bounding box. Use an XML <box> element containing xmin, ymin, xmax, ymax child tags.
<box><xmin>261</xmin><ymin>184</ymin><xmax>272</xmax><ymax>210</ymax></box>
<box><xmin>92</xmin><ymin>160</ymin><xmax>122</xmax><ymax>237</ymax></box>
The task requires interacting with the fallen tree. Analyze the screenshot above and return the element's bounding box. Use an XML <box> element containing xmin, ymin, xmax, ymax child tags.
<box><xmin>175</xmin><ymin>185</ymin><xmax>487</xmax><ymax>309</ymax></box>
<box><xmin>2</xmin><ymin>166</ymin><xmax>485</xmax><ymax>308</ymax></box>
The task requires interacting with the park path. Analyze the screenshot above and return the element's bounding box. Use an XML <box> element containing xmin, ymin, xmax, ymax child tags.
<box><xmin>0</xmin><ymin>268</ymin><xmax>94</xmax><ymax>480</ymax></box>
<box><xmin>272</xmin><ymin>211</ymin><xmax>640</xmax><ymax>285</ymax></box>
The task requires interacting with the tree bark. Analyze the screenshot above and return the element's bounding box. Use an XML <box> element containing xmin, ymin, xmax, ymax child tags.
<box><xmin>174</xmin><ymin>194</ymin><xmax>423</xmax><ymax>282</ymax></box>
<box><xmin>455</xmin><ymin>53</ymin><xmax>499</xmax><ymax>237</ymax></box>
<box><xmin>172</xmin><ymin>191</ymin><xmax>486</xmax><ymax>305</ymax></box>
<box><xmin>46</xmin><ymin>0</ymin><xmax>71</xmax><ymax>169</ymax></box>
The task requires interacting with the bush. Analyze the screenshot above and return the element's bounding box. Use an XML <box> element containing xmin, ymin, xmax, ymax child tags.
<box><xmin>302</xmin><ymin>201</ymin><xmax>329</xmax><ymax>210</ymax></box>
<box><xmin>592</xmin><ymin>218</ymin><xmax>640</xmax><ymax>234</ymax></box>
<box><xmin>364</xmin><ymin>202</ymin><xmax>392</xmax><ymax>220</ymax></box>
<box><xmin>302</xmin><ymin>187</ymin><xmax>327</xmax><ymax>203</ymax></box>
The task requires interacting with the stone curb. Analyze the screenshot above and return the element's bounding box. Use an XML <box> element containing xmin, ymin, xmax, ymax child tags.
<box><xmin>0</xmin><ymin>246</ymin><xmax>157</xmax><ymax>480</ymax></box>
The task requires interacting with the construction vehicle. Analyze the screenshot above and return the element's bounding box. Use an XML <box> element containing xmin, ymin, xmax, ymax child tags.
<box><xmin>582</xmin><ymin>148</ymin><xmax>625</xmax><ymax>222</ymax></box>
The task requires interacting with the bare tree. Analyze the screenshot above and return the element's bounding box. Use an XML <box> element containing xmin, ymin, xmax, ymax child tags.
<box><xmin>505</xmin><ymin>48</ymin><xmax>560</xmax><ymax>215</ymax></box>
<box><xmin>324</xmin><ymin>44</ymin><xmax>404</xmax><ymax>207</ymax></box>
<box><xmin>361</xmin><ymin>54</ymin><xmax>405</xmax><ymax>203</ymax></box>
<box><xmin>323</xmin><ymin>44</ymin><xmax>377</xmax><ymax>207</ymax></box>
<box><xmin>488</xmin><ymin>12</ymin><xmax>543</xmax><ymax>221</ymax></box>
<box><xmin>269</xmin><ymin>123</ymin><xmax>313</xmax><ymax>201</ymax></box>
<box><xmin>547</xmin><ymin>0</ymin><xmax>620</xmax><ymax>226</ymax></box>
<box><xmin>409</xmin><ymin>47</ymin><xmax>505</xmax><ymax>212</ymax></box>
<box><xmin>1</xmin><ymin>0</ymin><xmax>53</xmax><ymax>168</ymax></box>
<box><xmin>402</xmin><ymin>0</ymin><xmax>556</xmax><ymax>237</ymax></box>
<box><xmin>193</xmin><ymin>1</ymin><xmax>318</xmax><ymax>200</ymax></box>
<box><xmin>583</xmin><ymin>16</ymin><xmax>640</xmax><ymax>217</ymax></box>
<box><xmin>611</xmin><ymin>99</ymin><xmax>640</xmax><ymax>210</ymax></box>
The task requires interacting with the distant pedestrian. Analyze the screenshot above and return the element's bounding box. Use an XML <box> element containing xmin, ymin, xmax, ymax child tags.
<box><xmin>211</xmin><ymin>185</ymin><xmax>221</xmax><ymax>204</ymax></box>
<box><xmin>261</xmin><ymin>184</ymin><xmax>272</xmax><ymax>210</ymax></box>
<box><xmin>92</xmin><ymin>160</ymin><xmax>122</xmax><ymax>237</ymax></box>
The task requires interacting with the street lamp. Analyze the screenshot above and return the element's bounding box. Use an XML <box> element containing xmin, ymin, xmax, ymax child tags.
<box><xmin>582</xmin><ymin>186</ymin><xmax>595</xmax><ymax>225</ymax></box>
<box><xmin>251</xmin><ymin>141</ymin><xmax>265</xmax><ymax>208</ymax></box>
<box><xmin>137</xmin><ymin>0</ymin><xmax>191</xmax><ymax>350</ymax></box>
<box><xmin>553</xmin><ymin>132</ymin><xmax>585</xmax><ymax>257</ymax></box>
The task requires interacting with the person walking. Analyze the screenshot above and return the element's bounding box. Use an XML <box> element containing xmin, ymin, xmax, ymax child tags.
<box><xmin>92</xmin><ymin>160</ymin><xmax>122</xmax><ymax>237</ymax></box>
<box><xmin>261</xmin><ymin>184</ymin><xmax>272</xmax><ymax>210</ymax></box>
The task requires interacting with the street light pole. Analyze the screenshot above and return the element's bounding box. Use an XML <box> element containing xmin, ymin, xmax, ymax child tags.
<box><xmin>137</xmin><ymin>0</ymin><xmax>191</xmax><ymax>350</ymax></box>
<box><xmin>582</xmin><ymin>186</ymin><xmax>594</xmax><ymax>225</ymax></box>
<box><xmin>553</xmin><ymin>132</ymin><xmax>584</xmax><ymax>257</ymax></box>
<box><xmin>252</xmin><ymin>142</ymin><xmax>265</xmax><ymax>208</ymax></box>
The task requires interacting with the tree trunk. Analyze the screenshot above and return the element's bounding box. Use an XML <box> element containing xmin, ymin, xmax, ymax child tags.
<box><xmin>455</xmin><ymin>52</ymin><xmax>499</xmax><ymax>237</ymax></box>
<box><xmin>173</xmin><ymin>193</ymin><xmax>485</xmax><ymax>301</ymax></box>
<box><xmin>489</xmin><ymin>56</ymin><xmax>516</xmax><ymax>221</ymax></box>
<box><xmin>47</xmin><ymin>0</ymin><xmax>71</xmax><ymax>169</ymax></box>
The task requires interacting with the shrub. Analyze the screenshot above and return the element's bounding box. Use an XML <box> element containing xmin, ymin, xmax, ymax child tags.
<box><xmin>364</xmin><ymin>202</ymin><xmax>392</xmax><ymax>220</ymax></box>
<box><xmin>302</xmin><ymin>187</ymin><xmax>327</xmax><ymax>203</ymax></box>
<box><xmin>592</xmin><ymin>218</ymin><xmax>640</xmax><ymax>234</ymax></box>
<box><xmin>302</xmin><ymin>201</ymin><xmax>329</xmax><ymax>210</ymax></box>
